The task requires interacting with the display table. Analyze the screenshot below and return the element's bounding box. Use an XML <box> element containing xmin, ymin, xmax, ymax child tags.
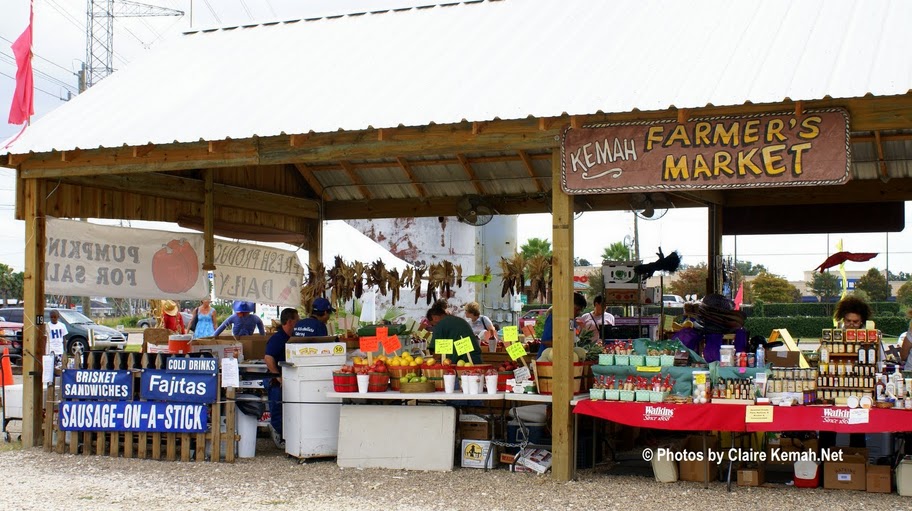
<box><xmin>591</xmin><ymin>364</ymin><xmax>768</xmax><ymax>396</ymax></box>
<box><xmin>327</xmin><ymin>390</ymin><xmax>504</xmax><ymax>401</ymax></box>
<box><xmin>574</xmin><ymin>400</ymin><xmax>912</xmax><ymax>434</ymax></box>
<box><xmin>574</xmin><ymin>400</ymin><xmax>748</xmax><ymax>431</ymax></box>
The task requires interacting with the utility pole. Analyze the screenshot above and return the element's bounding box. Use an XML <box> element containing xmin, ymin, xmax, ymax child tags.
<box><xmin>85</xmin><ymin>0</ymin><xmax>184</xmax><ymax>88</ymax></box>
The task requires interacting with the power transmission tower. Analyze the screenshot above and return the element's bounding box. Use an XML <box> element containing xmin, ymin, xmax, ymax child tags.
<box><xmin>84</xmin><ymin>0</ymin><xmax>184</xmax><ymax>90</ymax></box>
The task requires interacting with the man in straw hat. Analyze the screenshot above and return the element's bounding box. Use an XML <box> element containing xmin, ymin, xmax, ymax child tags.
<box><xmin>161</xmin><ymin>300</ymin><xmax>185</xmax><ymax>334</ymax></box>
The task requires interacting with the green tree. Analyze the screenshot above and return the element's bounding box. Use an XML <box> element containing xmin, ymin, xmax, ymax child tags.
<box><xmin>520</xmin><ymin>238</ymin><xmax>552</xmax><ymax>259</ymax></box>
<box><xmin>574</xmin><ymin>257</ymin><xmax>591</xmax><ymax>267</ymax></box>
<box><xmin>585</xmin><ymin>268</ymin><xmax>604</xmax><ymax>304</ymax></box>
<box><xmin>855</xmin><ymin>268</ymin><xmax>890</xmax><ymax>302</ymax></box>
<box><xmin>736</xmin><ymin>260</ymin><xmax>768</xmax><ymax>276</ymax></box>
<box><xmin>806</xmin><ymin>271</ymin><xmax>840</xmax><ymax>303</ymax></box>
<box><xmin>0</xmin><ymin>264</ymin><xmax>16</xmax><ymax>306</ymax></box>
<box><xmin>750</xmin><ymin>271</ymin><xmax>800</xmax><ymax>303</ymax></box>
<box><xmin>601</xmin><ymin>241</ymin><xmax>631</xmax><ymax>263</ymax></box>
<box><xmin>888</xmin><ymin>270</ymin><xmax>911</xmax><ymax>281</ymax></box>
<box><xmin>668</xmin><ymin>263</ymin><xmax>708</xmax><ymax>297</ymax></box>
<box><xmin>897</xmin><ymin>279</ymin><xmax>912</xmax><ymax>308</ymax></box>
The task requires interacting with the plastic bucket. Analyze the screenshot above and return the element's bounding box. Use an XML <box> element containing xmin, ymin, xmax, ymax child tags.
<box><xmin>235</xmin><ymin>395</ymin><xmax>259</xmax><ymax>458</ymax></box>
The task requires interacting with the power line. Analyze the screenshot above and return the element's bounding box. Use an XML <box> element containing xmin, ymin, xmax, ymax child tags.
<box><xmin>0</xmin><ymin>34</ymin><xmax>74</xmax><ymax>75</ymax></box>
<box><xmin>0</xmin><ymin>69</ymin><xmax>68</xmax><ymax>100</ymax></box>
<box><xmin>0</xmin><ymin>51</ymin><xmax>76</xmax><ymax>93</ymax></box>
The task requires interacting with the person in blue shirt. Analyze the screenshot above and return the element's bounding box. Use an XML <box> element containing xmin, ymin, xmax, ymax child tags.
<box><xmin>264</xmin><ymin>307</ymin><xmax>300</xmax><ymax>449</ymax></box>
<box><xmin>293</xmin><ymin>297</ymin><xmax>335</xmax><ymax>337</ymax></box>
<box><xmin>213</xmin><ymin>301</ymin><xmax>265</xmax><ymax>337</ymax></box>
<box><xmin>537</xmin><ymin>292</ymin><xmax>587</xmax><ymax>357</ymax></box>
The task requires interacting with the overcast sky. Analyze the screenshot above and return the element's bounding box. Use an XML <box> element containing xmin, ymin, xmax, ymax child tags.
<box><xmin>1</xmin><ymin>0</ymin><xmax>909</xmax><ymax>283</ymax></box>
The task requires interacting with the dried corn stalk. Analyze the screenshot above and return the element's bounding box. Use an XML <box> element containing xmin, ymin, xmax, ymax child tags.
<box><xmin>499</xmin><ymin>253</ymin><xmax>525</xmax><ymax>297</ymax></box>
<box><xmin>527</xmin><ymin>254</ymin><xmax>551</xmax><ymax>302</ymax></box>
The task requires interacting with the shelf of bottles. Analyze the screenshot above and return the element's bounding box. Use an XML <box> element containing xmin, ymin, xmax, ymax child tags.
<box><xmin>817</xmin><ymin>328</ymin><xmax>880</xmax><ymax>402</ymax></box>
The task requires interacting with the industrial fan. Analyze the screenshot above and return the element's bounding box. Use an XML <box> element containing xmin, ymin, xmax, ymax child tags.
<box><xmin>456</xmin><ymin>196</ymin><xmax>495</xmax><ymax>226</ymax></box>
<box><xmin>629</xmin><ymin>192</ymin><xmax>673</xmax><ymax>220</ymax></box>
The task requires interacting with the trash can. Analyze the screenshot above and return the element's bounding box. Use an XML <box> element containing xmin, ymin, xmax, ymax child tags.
<box><xmin>236</xmin><ymin>394</ymin><xmax>264</xmax><ymax>458</ymax></box>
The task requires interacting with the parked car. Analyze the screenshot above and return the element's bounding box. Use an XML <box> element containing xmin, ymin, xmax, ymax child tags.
<box><xmin>662</xmin><ymin>295</ymin><xmax>685</xmax><ymax>308</ymax></box>
<box><xmin>0</xmin><ymin>317</ymin><xmax>23</xmax><ymax>363</ymax></box>
<box><xmin>0</xmin><ymin>307</ymin><xmax>127</xmax><ymax>355</ymax></box>
<box><xmin>519</xmin><ymin>308</ymin><xmax>550</xmax><ymax>330</ymax></box>
<box><xmin>137</xmin><ymin>311</ymin><xmax>193</xmax><ymax>329</ymax></box>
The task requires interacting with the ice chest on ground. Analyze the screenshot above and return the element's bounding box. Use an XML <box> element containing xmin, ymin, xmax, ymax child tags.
<box><xmin>461</xmin><ymin>439</ymin><xmax>497</xmax><ymax>469</ymax></box>
<box><xmin>282</xmin><ymin>340</ymin><xmax>346</xmax><ymax>459</ymax></box>
<box><xmin>896</xmin><ymin>459</ymin><xmax>912</xmax><ymax>496</ymax></box>
<box><xmin>794</xmin><ymin>460</ymin><xmax>820</xmax><ymax>488</ymax></box>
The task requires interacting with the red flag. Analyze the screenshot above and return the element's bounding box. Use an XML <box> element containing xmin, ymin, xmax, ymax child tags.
<box><xmin>733</xmin><ymin>282</ymin><xmax>744</xmax><ymax>311</ymax></box>
<box><xmin>8</xmin><ymin>2</ymin><xmax>34</xmax><ymax>125</ymax></box>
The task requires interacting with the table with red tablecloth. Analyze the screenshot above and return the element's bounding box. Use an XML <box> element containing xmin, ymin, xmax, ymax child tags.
<box><xmin>573</xmin><ymin>400</ymin><xmax>912</xmax><ymax>433</ymax></box>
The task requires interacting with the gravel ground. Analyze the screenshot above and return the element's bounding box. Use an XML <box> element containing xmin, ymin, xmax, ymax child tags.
<box><xmin>0</xmin><ymin>439</ymin><xmax>909</xmax><ymax>511</ymax></box>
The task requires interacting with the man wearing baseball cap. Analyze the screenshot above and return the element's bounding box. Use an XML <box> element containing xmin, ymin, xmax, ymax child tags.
<box><xmin>293</xmin><ymin>297</ymin><xmax>336</xmax><ymax>337</ymax></box>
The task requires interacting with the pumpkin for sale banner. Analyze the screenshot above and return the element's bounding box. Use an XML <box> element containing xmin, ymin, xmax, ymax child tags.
<box><xmin>212</xmin><ymin>240</ymin><xmax>304</xmax><ymax>308</ymax></box>
<box><xmin>45</xmin><ymin>218</ymin><xmax>208</xmax><ymax>300</ymax></box>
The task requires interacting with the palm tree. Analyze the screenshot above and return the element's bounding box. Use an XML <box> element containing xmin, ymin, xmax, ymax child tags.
<box><xmin>601</xmin><ymin>241</ymin><xmax>631</xmax><ymax>263</ymax></box>
<box><xmin>520</xmin><ymin>238</ymin><xmax>552</xmax><ymax>259</ymax></box>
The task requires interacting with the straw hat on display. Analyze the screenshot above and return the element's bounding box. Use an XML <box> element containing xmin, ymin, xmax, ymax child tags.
<box><xmin>162</xmin><ymin>300</ymin><xmax>179</xmax><ymax>317</ymax></box>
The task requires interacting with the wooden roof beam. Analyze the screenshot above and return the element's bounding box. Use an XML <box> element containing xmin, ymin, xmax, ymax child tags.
<box><xmin>339</xmin><ymin>160</ymin><xmax>372</xmax><ymax>199</ymax></box>
<box><xmin>58</xmin><ymin>173</ymin><xmax>320</xmax><ymax>219</ymax></box>
<box><xmin>455</xmin><ymin>153</ymin><xmax>484</xmax><ymax>194</ymax></box>
<box><xmin>293</xmin><ymin>163</ymin><xmax>330</xmax><ymax>200</ymax></box>
<box><xmin>517</xmin><ymin>150</ymin><xmax>543</xmax><ymax>192</ymax></box>
<box><xmin>395</xmin><ymin>157</ymin><xmax>427</xmax><ymax>197</ymax></box>
<box><xmin>874</xmin><ymin>130</ymin><xmax>890</xmax><ymax>181</ymax></box>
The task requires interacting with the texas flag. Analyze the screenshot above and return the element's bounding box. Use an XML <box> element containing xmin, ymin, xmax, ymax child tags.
<box><xmin>7</xmin><ymin>1</ymin><xmax>34</xmax><ymax>125</ymax></box>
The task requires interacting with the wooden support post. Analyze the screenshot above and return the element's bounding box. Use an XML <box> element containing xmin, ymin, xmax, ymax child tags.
<box><xmin>211</xmin><ymin>372</ymin><xmax>222</xmax><ymax>462</ymax></box>
<box><xmin>22</xmin><ymin>177</ymin><xmax>46</xmax><ymax>447</ymax></box>
<box><xmin>550</xmin><ymin>148</ymin><xmax>574</xmax><ymax>482</ymax></box>
<box><xmin>225</xmin><ymin>387</ymin><xmax>236</xmax><ymax>462</ymax></box>
<box><xmin>706</xmin><ymin>204</ymin><xmax>723</xmax><ymax>294</ymax></box>
<box><xmin>307</xmin><ymin>218</ymin><xmax>323</xmax><ymax>279</ymax></box>
<box><xmin>203</xmin><ymin>169</ymin><xmax>216</xmax><ymax>270</ymax></box>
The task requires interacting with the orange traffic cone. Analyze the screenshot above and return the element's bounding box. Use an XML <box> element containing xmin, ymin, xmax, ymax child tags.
<box><xmin>0</xmin><ymin>347</ymin><xmax>13</xmax><ymax>386</ymax></box>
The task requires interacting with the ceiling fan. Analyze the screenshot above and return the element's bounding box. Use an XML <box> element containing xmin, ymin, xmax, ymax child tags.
<box><xmin>629</xmin><ymin>192</ymin><xmax>673</xmax><ymax>220</ymax></box>
<box><xmin>456</xmin><ymin>195</ymin><xmax>495</xmax><ymax>226</ymax></box>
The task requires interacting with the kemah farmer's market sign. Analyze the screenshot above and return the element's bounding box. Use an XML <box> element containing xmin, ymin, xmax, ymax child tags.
<box><xmin>560</xmin><ymin>109</ymin><xmax>850</xmax><ymax>194</ymax></box>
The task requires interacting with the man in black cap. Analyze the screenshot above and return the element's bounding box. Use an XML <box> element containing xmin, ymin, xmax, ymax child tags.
<box><xmin>264</xmin><ymin>307</ymin><xmax>300</xmax><ymax>449</ymax></box>
<box><xmin>293</xmin><ymin>297</ymin><xmax>336</xmax><ymax>337</ymax></box>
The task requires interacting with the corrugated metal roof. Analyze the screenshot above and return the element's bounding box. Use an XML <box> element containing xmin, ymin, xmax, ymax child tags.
<box><xmin>5</xmin><ymin>0</ymin><xmax>912</xmax><ymax>154</ymax></box>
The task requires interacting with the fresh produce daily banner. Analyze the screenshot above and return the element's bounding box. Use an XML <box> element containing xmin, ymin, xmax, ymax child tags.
<box><xmin>45</xmin><ymin>218</ymin><xmax>304</xmax><ymax>306</ymax></box>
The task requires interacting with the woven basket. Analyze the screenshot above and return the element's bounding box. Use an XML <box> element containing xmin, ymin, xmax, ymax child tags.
<box><xmin>533</xmin><ymin>361</ymin><xmax>585</xmax><ymax>395</ymax></box>
<box><xmin>367</xmin><ymin>371</ymin><xmax>389</xmax><ymax>392</ymax></box>
<box><xmin>332</xmin><ymin>372</ymin><xmax>357</xmax><ymax>392</ymax></box>
<box><xmin>388</xmin><ymin>366</ymin><xmax>421</xmax><ymax>391</ymax></box>
<box><xmin>399</xmin><ymin>381</ymin><xmax>435</xmax><ymax>393</ymax></box>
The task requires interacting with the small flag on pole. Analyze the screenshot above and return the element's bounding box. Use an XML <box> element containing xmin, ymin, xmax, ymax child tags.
<box><xmin>8</xmin><ymin>1</ymin><xmax>34</xmax><ymax>125</ymax></box>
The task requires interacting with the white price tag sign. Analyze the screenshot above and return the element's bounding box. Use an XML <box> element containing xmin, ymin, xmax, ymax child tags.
<box><xmin>513</xmin><ymin>366</ymin><xmax>531</xmax><ymax>383</ymax></box>
<box><xmin>221</xmin><ymin>357</ymin><xmax>240</xmax><ymax>388</ymax></box>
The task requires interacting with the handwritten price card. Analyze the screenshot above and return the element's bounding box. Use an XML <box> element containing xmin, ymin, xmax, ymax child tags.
<box><xmin>454</xmin><ymin>337</ymin><xmax>474</xmax><ymax>356</ymax></box>
<box><xmin>381</xmin><ymin>335</ymin><xmax>401</xmax><ymax>354</ymax></box>
<box><xmin>502</xmin><ymin>326</ymin><xmax>519</xmax><ymax>342</ymax></box>
<box><xmin>506</xmin><ymin>342</ymin><xmax>527</xmax><ymax>360</ymax></box>
<box><xmin>434</xmin><ymin>339</ymin><xmax>453</xmax><ymax>355</ymax></box>
<box><xmin>375</xmin><ymin>327</ymin><xmax>388</xmax><ymax>339</ymax></box>
<box><xmin>359</xmin><ymin>336</ymin><xmax>378</xmax><ymax>353</ymax></box>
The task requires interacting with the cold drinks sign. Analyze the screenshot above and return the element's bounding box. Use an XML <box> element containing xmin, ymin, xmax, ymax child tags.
<box><xmin>560</xmin><ymin>109</ymin><xmax>850</xmax><ymax>194</ymax></box>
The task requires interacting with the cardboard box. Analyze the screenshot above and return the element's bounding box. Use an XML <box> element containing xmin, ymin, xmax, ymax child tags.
<box><xmin>236</xmin><ymin>335</ymin><xmax>268</xmax><ymax>361</ymax></box>
<box><xmin>461</xmin><ymin>439</ymin><xmax>497</xmax><ymax>469</ymax></box>
<box><xmin>459</xmin><ymin>415</ymin><xmax>491</xmax><ymax>440</ymax></box>
<box><xmin>769</xmin><ymin>350</ymin><xmax>800</xmax><ymax>367</ymax></box>
<box><xmin>192</xmin><ymin>339</ymin><xmax>244</xmax><ymax>361</ymax></box>
<box><xmin>516</xmin><ymin>448</ymin><xmax>552</xmax><ymax>474</ymax></box>
<box><xmin>738</xmin><ymin>465</ymin><xmax>766</xmax><ymax>486</ymax></box>
<box><xmin>678</xmin><ymin>435</ymin><xmax>720</xmax><ymax>482</ymax></box>
<box><xmin>866</xmin><ymin>464</ymin><xmax>892</xmax><ymax>493</ymax></box>
<box><xmin>824</xmin><ymin>448</ymin><xmax>867</xmax><ymax>490</ymax></box>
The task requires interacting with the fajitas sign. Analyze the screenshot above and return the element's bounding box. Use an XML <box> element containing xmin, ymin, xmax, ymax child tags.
<box><xmin>560</xmin><ymin>109</ymin><xmax>849</xmax><ymax>194</ymax></box>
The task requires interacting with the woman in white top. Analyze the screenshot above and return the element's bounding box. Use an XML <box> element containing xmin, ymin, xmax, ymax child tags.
<box><xmin>464</xmin><ymin>301</ymin><xmax>498</xmax><ymax>344</ymax></box>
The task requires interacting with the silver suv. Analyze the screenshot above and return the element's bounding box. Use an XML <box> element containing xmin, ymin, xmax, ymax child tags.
<box><xmin>0</xmin><ymin>308</ymin><xmax>127</xmax><ymax>355</ymax></box>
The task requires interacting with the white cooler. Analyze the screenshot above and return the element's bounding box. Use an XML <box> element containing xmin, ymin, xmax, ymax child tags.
<box><xmin>282</xmin><ymin>341</ymin><xmax>345</xmax><ymax>459</ymax></box>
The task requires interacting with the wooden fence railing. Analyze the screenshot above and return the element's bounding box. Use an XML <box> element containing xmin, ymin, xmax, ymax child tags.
<box><xmin>42</xmin><ymin>351</ymin><xmax>238</xmax><ymax>462</ymax></box>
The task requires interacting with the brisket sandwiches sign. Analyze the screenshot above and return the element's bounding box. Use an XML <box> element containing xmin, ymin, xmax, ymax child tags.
<box><xmin>560</xmin><ymin>109</ymin><xmax>850</xmax><ymax>194</ymax></box>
